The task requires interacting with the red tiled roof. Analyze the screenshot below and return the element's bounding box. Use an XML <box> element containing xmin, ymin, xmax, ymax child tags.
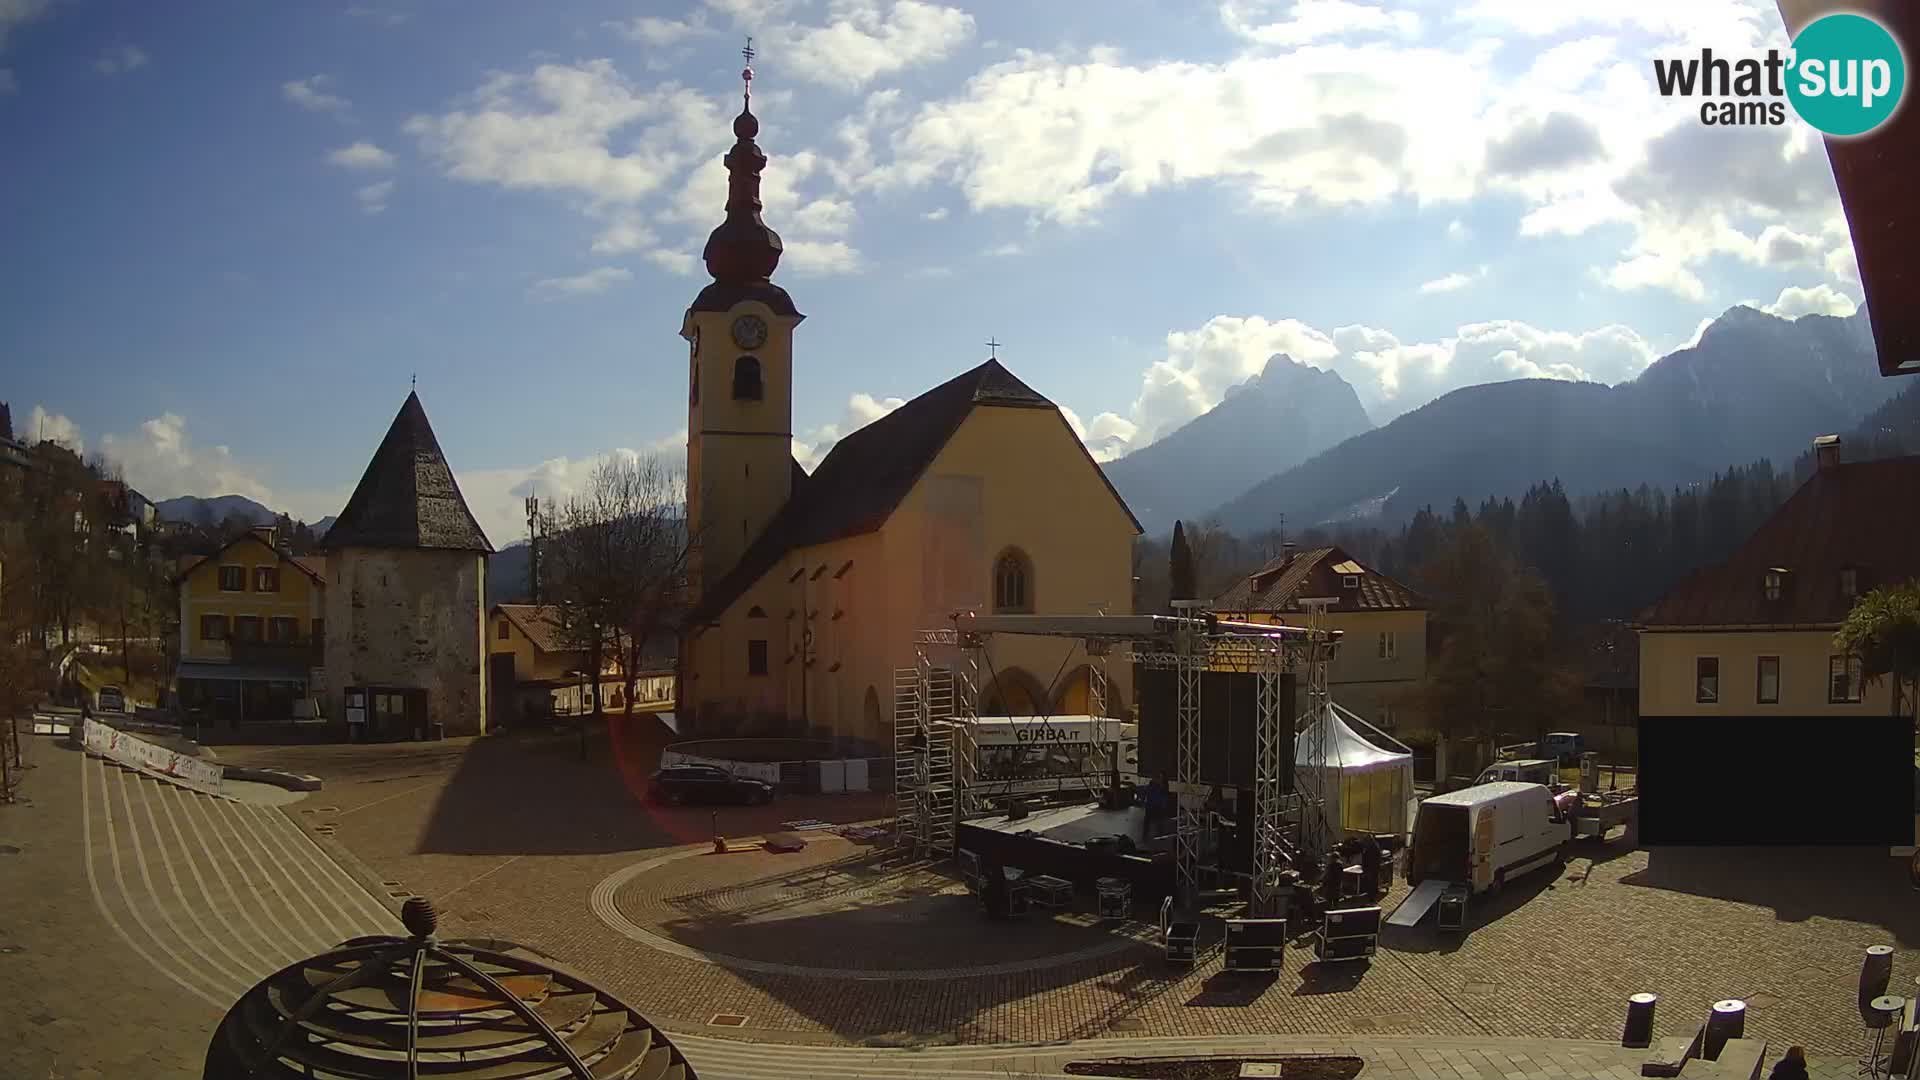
<box><xmin>171</xmin><ymin>538</ymin><xmax>324</xmax><ymax>586</ymax></box>
<box><xmin>495</xmin><ymin>604</ymin><xmax>573</xmax><ymax>654</ymax></box>
<box><xmin>1639</xmin><ymin>455</ymin><xmax>1920</xmax><ymax>627</ymax></box>
<box><xmin>1212</xmin><ymin>545</ymin><xmax>1424</xmax><ymax>614</ymax></box>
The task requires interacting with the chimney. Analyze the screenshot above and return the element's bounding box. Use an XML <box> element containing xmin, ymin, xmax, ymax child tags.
<box><xmin>1813</xmin><ymin>434</ymin><xmax>1841</xmax><ymax>472</ymax></box>
<box><xmin>0</xmin><ymin>401</ymin><xmax>11</xmax><ymax>442</ymax></box>
<box><xmin>1282</xmin><ymin>541</ymin><xmax>1296</xmax><ymax>563</ymax></box>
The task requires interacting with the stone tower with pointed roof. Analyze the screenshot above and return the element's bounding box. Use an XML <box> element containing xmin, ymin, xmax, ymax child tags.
<box><xmin>677</xmin><ymin>58</ymin><xmax>1143</xmax><ymax>745</ymax></box>
<box><xmin>320</xmin><ymin>392</ymin><xmax>494</xmax><ymax>739</ymax></box>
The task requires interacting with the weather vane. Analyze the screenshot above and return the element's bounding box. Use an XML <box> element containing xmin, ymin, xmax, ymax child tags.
<box><xmin>986</xmin><ymin>337</ymin><xmax>1002</xmax><ymax>359</ymax></box>
<box><xmin>410</xmin><ymin>372</ymin><xmax>416</xmax><ymax>390</ymax></box>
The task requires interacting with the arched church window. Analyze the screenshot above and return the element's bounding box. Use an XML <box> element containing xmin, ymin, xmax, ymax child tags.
<box><xmin>747</xmin><ymin>606</ymin><xmax>767</xmax><ymax>618</ymax></box>
<box><xmin>993</xmin><ymin>548</ymin><xmax>1033</xmax><ymax>613</ymax></box>
<box><xmin>732</xmin><ymin>356</ymin><xmax>763</xmax><ymax>401</ymax></box>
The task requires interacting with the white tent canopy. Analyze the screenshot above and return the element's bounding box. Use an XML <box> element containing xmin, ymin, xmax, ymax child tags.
<box><xmin>1295</xmin><ymin>701</ymin><xmax>1417</xmax><ymax>839</ymax></box>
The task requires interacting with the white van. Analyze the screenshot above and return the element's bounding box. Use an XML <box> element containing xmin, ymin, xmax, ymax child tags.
<box><xmin>1406</xmin><ymin>781</ymin><xmax>1568</xmax><ymax>895</ymax></box>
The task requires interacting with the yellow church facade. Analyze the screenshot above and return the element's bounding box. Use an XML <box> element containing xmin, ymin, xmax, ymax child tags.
<box><xmin>675</xmin><ymin>67</ymin><xmax>1140</xmax><ymax>747</ymax></box>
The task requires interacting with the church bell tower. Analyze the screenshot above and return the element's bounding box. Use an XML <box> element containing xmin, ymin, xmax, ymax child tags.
<box><xmin>681</xmin><ymin>40</ymin><xmax>804</xmax><ymax>606</ymax></box>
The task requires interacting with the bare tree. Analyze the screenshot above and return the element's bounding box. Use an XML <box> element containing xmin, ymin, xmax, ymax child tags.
<box><xmin>544</xmin><ymin>454</ymin><xmax>692</xmax><ymax>756</ymax></box>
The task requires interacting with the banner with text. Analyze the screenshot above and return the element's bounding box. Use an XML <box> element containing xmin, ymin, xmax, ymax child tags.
<box><xmin>83</xmin><ymin>719</ymin><xmax>226</xmax><ymax>797</ymax></box>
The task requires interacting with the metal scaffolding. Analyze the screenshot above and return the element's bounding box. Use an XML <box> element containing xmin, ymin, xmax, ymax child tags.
<box><xmin>891</xmin><ymin>611</ymin><xmax>1338</xmax><ymax>916</ymax></box>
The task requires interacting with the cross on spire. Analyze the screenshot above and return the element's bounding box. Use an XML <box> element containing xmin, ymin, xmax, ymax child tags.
<box><xmin>985</xmin><ymin>337</ymin><xmax>1002</xmax><ymax>359</ymax></box>
<box><xmin>741</xmin><ymin>36</ymin><xmax>755</xmax><ymax>102</ymax></box>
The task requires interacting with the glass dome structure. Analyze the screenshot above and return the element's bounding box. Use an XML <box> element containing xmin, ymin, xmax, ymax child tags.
<box><xmin>203</xmin><ymin>897</ymin><xmax>696</xmax><ymax>1080</ymax></box>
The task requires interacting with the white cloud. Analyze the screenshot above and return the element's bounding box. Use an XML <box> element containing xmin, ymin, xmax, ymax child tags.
<box><xmin>646</xmin><ymin>249</ymin><xmax>700</xmax><ymax>276</ymax></box>
<box><xmin>455</xmin><ymin>434</ymin><xmax>687</xmax><ymax>548</ymax></box>
<box><xmin>922</xmin><ymin>206</ymin><xmax>949</xmax><ymax>221</ymax></box>
<box><xmin>1601</xmin><ymin>254</ymin><xmax>1706</xmax><ymax>303</ymax></box>
<box><xmin>982</xmin><ymin>242</ymin><xmax>1022</xmax><ymax>257</ymax></box>
<box><xmin>530</xmin><ymin>266</ymin><xmax>633</xmax><ymax>297</ymax></box>
<box><xmin>1445</xmin><ymin>218</ymin><xmax>1467</xmax><ymax>241</ymax></box>
<box><xmin>25</xmin><ymin>405</ymin><xmax>82</xmax><ymax>453</ymax></box>
<box><xmin>98</xmin><ymin>413</ymin><xmax>278</xmax><ymax>507</ymax></box>
<box><xmin>328</xmin><ymin>141</ymin><xmax>394</xmax><ymax>169</ymax></box>
<box><xmin>1760</xmin><ymin>283</ymin><xmax>1858</xmax><ymax>319</ymax></box>
<box><xmin>406</xmin><ymin>60</ymin><xmax>715</xmax><ymax>203</ymax></box>
<box><xmin>591</xmin><ymin>211</ymin><xmax>659</xmax><ymax>255</ymax></box>
<box><xmin>284</xmin><ymin>74</ymin><xmax>350</xmax><ymax>113</ymax></box>
<box><xmin>607</xmin><ymin>14</ymin><xmax>713</xmax><ymax>46</ymax></box>
<box><xmin>346</xmin><ymin>5</ymin><xmax>409</xmax><ymax>26</ymax></box>
<box><xmin>0</xmin><ymin>0</ymin><xmax>54</xmax><ymax>51</ymax></box>
<box><xmin>712</xmin><ymin>0</ymin><xmax>976</xmax><ymax>90</ymax></box>
<box><xmin>1222</xmin><ymin>0</ymin><xmax>1420</xmax><ymax>47</ymax></box>
<box><xmin>1095</xmin><ymin>313</ymin><xmax>1659</xmax><ymax>455</ymax></box>
<box><xmin>792</xmin><ymin>392</ymin><xmax>907</xmax><ymax>469</ymax></box>
<box><xmin>93</xmin><ymin>44</ymin><xmax>147</xmax><ymax>75</ymax></box>
<box><xmin>356</xmin><ymin>180</ymin><xmax>394</xmax><ymax>214</ymax></box>
<box><xmin>1417</xmin><ymin>267</ymin><xmax>1485</xmax><ymax>295</ymax></box>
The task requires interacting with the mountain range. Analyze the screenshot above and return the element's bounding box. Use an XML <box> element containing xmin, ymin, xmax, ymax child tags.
<box><xmin>154</xmin><ymin>494</ymin><xmax>333</xmax><ymax>536</ymax></box>
<box><xmin>1101</xmin><ymin>355</ymin><xmax>1374</xmax><ymax>535</ymax></box>
<box><xmin>1102</xmin><ymin>305</ymin><xmax>1897</xmax><ymax>537</ymax></box>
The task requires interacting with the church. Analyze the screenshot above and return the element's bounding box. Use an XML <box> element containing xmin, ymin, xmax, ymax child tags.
<box><xmin>677</xmin><ymin>61</ymin><xmax>1141</xmax><ymax>746</ymax></box>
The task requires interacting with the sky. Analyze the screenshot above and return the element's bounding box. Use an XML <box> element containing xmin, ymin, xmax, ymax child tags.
<box><xmin>0</xmin><ymin>0</ymin><xmax>1870</xmax><ymax>548</ymax></box>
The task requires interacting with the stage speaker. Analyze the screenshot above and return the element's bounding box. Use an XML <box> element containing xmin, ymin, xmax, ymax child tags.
<box><xmin>1862</xmin><ymin>944</ymin><xmax>1896</xmax><ymax>1022</ymax></box>
<box><xmin>1313</xmin><ymin>933</ymin><xmax>1377</xmax><ymax>962</ymax></box>
<box><xmin>1225</xmin><ymin>943</ymin><xmax>1284</xmax><ymax>972</ymax></box>
<box><xmin>1325</xmin><ymin>905</ymin><xmax>1382</xmax><ymax>936</ymax></box>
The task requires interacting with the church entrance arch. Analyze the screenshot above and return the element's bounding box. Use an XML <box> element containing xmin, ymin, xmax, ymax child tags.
<box><xmin>1051</xmin><ymin>664</ymin><xmax>1130</xmax><ymax>718</ymax></box>
<box><xmin>979</xmin><ymin>666</ymin><xmax>1047</xmax><ymax>717</ymax></box>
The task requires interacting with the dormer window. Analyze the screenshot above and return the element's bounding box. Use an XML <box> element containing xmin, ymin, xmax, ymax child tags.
<box><xmin>1762</xmin><ymin>568</ymin><xmax>1787</xmax><ymax>602</ymax></box>
<box><xmin>732</xmin><ymin>356</ymin><xmax>763</xmax><ymax>401</ymax></box>
<box><xmin>1840</xmin><ymin>567</ymin><xmax>1859</xmax><ymax>599</ymax></box>
<box><xmin>1342</xmin><ymin>575</ymin><xmax>1359</xmax><ymax>589</ymax></box>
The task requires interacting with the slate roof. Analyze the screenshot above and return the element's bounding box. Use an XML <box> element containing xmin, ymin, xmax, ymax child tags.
<box><xmin>1638</xmin><ymin>454</ymin><xmax>1920</xmax><ymax>627</ymax></box>
<box><xmin>320</xmin><ymin>392</ymin><xmax>494</xmax><ymax>553</ymax></box>
<box><xmin>1212</xmin><ymin>545</ymin><xmax>1425</xmax><ymax>614</ymax></box>
<box><xmin>689</xmin><ymin>358</ymin><xmax>1142</xmax><ymax>625</ymax></box>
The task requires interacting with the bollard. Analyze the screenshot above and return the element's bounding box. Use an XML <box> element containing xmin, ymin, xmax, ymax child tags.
<box><xmin>1703</xmin><ymin>999</ymin><xmax>1746</xmax><ymax>1060</ymax></box>
<box><xmin>1622</xmin><ymin>992</ymin><xmax>1658</xmax><ymax>1049</ymax></box>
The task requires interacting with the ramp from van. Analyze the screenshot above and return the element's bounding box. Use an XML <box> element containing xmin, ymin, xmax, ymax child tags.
<box><xmin>1386</xmin><ymin>879</ymin><xmax>1449</xmax><ymax>928</ymax></box>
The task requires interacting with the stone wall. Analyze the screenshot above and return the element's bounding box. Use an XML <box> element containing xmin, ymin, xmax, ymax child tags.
<box><xmin>323</xmin><ymin>548</ymin><xmax>487</xmax><ymax>737</ymax></box>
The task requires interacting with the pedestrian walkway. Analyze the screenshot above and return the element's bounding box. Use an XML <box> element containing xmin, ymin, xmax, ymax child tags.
<box><xmin>669</xmin><ymin>1031</ymin><xmax>1863</xmax><ymax>1079</ymax></box>
<box><xmin>78</xmin><ymin>749</ymin><xmax>401</xmax><ymax>1010</ymax></box>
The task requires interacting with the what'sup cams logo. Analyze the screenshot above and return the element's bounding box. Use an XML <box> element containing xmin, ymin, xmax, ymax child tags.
<box><xmin>1653</xmin><ymin>12</ymin><xmax>1907</xmax><ymax>136</ymax></box>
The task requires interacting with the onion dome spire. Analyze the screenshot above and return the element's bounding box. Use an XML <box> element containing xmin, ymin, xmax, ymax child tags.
<box><xmin>703</xmin><ymin>37</ymin><xmax>784</xmax><ymax>284</ymax></box>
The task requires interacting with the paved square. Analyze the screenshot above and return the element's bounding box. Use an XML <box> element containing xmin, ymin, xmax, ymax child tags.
<box><xmin>212</xmin><ymin>729</ymin><xmax>1918</xmax><ymax>1060</ymax></box>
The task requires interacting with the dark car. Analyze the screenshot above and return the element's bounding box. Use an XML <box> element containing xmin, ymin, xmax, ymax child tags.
<box><xmin>648</xmin><ymin>764</ymin><xmax>775</xmax><ymax>806</ymax></box>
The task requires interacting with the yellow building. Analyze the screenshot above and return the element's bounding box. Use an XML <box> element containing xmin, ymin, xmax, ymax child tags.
<box><xmin>488</xmin><ymin>603</ymin><xmax>674</xmax><ymax>722</ymax></box>
<box><xmin>1636</xmin><ymin>440</ymin><xmax>1920</xmax><ymax>850</ymax></box>
<box><xmin>173</xmin><ymin>526</ymin><xmax>327</xmax><ymax>726</ymax></box>
<box><xmin>1211</xmin><ymin>545</ymin><xmax>1429</xmax><ymax>733</ymax></box>
<box><xmin>677</xmin><ymin>79</ymin><xmax>1141</xmax><ymax>746</ymax></box>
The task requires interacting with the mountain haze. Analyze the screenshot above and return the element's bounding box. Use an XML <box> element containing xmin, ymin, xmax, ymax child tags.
<box><xmin>1211</xmin><ymin>306</ymin><xmax>1894</xmax><ymax>534</ymax></box>
<box><xmin>1103</xmin><ymin>355</ymin><xmax>1374</xmax><ymax>535</ymax></box>
<box><xmin>154</xmin><ymin>494</ymin><xmax>280</xmax><ymax>528</ymax></box>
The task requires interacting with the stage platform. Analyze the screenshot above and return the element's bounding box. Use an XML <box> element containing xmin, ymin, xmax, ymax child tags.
<box><xmin>974</xmin><ymin>802</ymin><xmax>1147</xmax><ymax>845</ymax></box>
<box><xmin>959</xmin><ymin>801</ymin><xmax>1173</xmax><ymax>903</ymax></box>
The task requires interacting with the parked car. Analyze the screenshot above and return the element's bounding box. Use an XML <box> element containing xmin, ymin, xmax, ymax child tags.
<box><xmin>1536</xmin><ymin>732</ymin><xmax>1586</xmax><ymax>764</ymax></box>
<box><xmin>648</xmin><ymin>764</ymin><xmax>775</xmax><ymax>806</ymax></box>
<box><xmin>96</xmin><ymin>685</ymin><xmax>126</xmax><ymax>714</ymax></box>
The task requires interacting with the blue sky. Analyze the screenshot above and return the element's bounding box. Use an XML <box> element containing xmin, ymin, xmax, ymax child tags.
<box><xmin>0</xmin><ymin>0</ymin><xmax>1867</xmax><ymax>546</ymax></box>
